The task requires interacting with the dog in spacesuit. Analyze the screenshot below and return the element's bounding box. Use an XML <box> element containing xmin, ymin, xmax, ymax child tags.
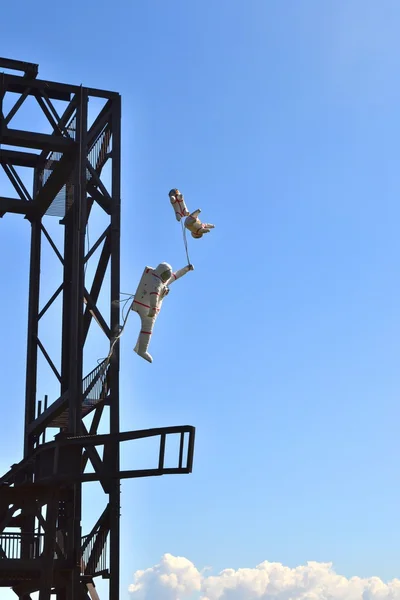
<box><xmin>184</xmin><ymin>209</ymin><xmax>215</xmax><ymax>239</ymax></box>
<box><xmin>169</xmin><ymin>189</ymin><xmax>215</xmax><ymax>238</ymax></box>
<box><xmin>131</xmin><ymin>262</ymin><xmax>194</xmax><ymax>363</ymax></box>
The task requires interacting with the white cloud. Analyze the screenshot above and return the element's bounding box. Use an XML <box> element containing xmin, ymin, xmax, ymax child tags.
<box><xmin>128</xmin><ymin>553</ymin><xmax>202</xmax><ymax>599</ymax></box>
<box><xmin>129</xmin><ymin>555</ymin><xmax>400</xmax><ymax>600</ymax></box>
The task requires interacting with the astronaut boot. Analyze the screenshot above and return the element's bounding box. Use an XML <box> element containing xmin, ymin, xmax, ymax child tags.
<box><xmin>134</xmin><ymin>332</ymin><xmax>153</xmax><ymax>363</ymax></box>
<box><xmin>134</xmin><ymin>344</ymin><xmax>153</xmax><ymax>363</ymax></box>
<box><xmin>137</xmin><ymin>350</ymin><xmax>153</xmax><ymax>363</ymax></box>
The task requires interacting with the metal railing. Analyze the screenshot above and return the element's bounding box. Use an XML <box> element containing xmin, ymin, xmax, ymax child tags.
<box><xmin>82</xmin><ymin>359</ymin><xmax>108</xmax><ymax>408</ymax></box>
<box><xmin>81</xmin><ymin>529</ymin><xmax>108</xmax><ymax>575</ymax></box>
<box><xmin>88</xmin><ymin>125</ymin><xmax>111</xmax><ymax>173</ymax></box>
<box><xmin>0</xmin><ymin>529</ymin><xmax>108</xmax><ymax>572</ymax></box>
<box><xmin>50</xmin><ymin>359</ymin><xmax>109</xmax><ymax>428</ymax></box>
<box><xmin>0</xmin><ymin>533</ymin><xmax>44</xmax><ymax>559</ymax></box>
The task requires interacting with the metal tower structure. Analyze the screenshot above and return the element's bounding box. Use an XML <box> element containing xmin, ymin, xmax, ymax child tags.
<box><xmin>0</xmin><ymin>57</ymin><xmax>195</xmax><ymax>599</ymax></box>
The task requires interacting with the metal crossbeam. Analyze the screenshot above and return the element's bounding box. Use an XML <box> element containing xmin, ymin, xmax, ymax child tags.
<box><xmin>0</xmin><ymin>57</ymin><xmax>38</xmax><ymax>78</ymax></box>
<box><xmin>2</xmin><ymin>73</ymin><xmax>119</xmax><ymax>100</ymax></box>
<box><xmin>0</xmin><ymin>197</ymin><xmax>33</xmax><ymax>217</ymax></box>
<box><xmin>0</xmin><ymin>149</ymin><xmax>40</xmax><ymax>168</ymax></box>
<box><xmin>1</xmin><ymin>128</ymin><xmax>75</xmax><ymax>152</ymax></box>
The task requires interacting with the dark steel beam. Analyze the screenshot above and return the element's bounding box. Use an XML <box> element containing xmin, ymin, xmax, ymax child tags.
<box><xmin>19</xmin><ymin>177</ymin><xmax>42</xmax><ymax>573</ymax></box>
<box><xmin>67</xmin><ymin>87</ymin><xmax>88</xmax><ymax>600</ymax></box>
<box><xmin>0</xmin><ymin>483</ymin><xmax>59</xmax><ymax>501</ymax></box>
<box><xmin>0</xmin><ymin>57</ymin><xmax>38</xmax><ymax>78</ymax></box>
<box><xmin>84</xmin><ymin>225</ymin><xmax>110</xmax><ymax>263</ymax></box>
<box><xmin>107</xmin><ymin>93</ymin><xmax>121</xmax><ymax>599</ymax></box>
<box><xmin>24</xmin><ymin>217</ymin><xmax>41</xmax><ymax>456</ymax></box>
<box><xmin>41</xmin><ymin>225</ymin><xmax>64</xmax><ymax>264</ymax></box>
<box><xmin>4</xmin><ymin>86</ymin><xmax>31</xmax><ymax>126</ymax></box>
<box><xmin>86</xmin><ymin>161</ymin><xmax>111</xmax><ymax>202</ymax></box>
<box><xmin>34</xmin><ymin>92</ymin><xmax>64</xmax><ymax>135</ymax></box>
<box><xmin>38</xmin><ymin>90</ymin><xmax>64</xmax><ymax>128</ymax></box>
<box><xmin>0</xmin><ymin>149</ymin><xmax>40</xmax><ymax>169</ymax></box>
<box><xmin>87</xmin><ymin>184</ymin><xmax>111</xmax><ymax>214</ymax></box>
<box><xmin>83</xmin><ymin>290</ymin><xmax>111</xmax><ymax>339</ymax></box>
<box><xmin>1</xmin><ymin>128</ymin><xmax>75</xmax><ymax>152</ymax></box>
<box><xmin>81</xmin><ymin>404</ymin><xmax>105</xmax><ymax>473</ymax></box>
<box><xmin>0</xmin><ymin>197</ymin><xmax>33</xmax><ymax>217</ymax></box>
<box><xmin>3</xmin><ymin>73</ymin><xmax>118</xmax><ymax>100</ymax></box>
<box><xmin>62</xmin><ymin>425</ymin><xmax>195</xmax><ymax>447</ymax></box>
<box><xmin>3</xmin><ymin>73</ymin><xmax>70</xmax><ymax>101</ymax></box>
<box><xmin>38</xmin><ymin>284</ymin><xmax>64</xmax><ymax>321</ymax></box>
<box><xmin>67</xmin><ymin>87</ymin><xmax>87</xmax><ymax>434</ymax></box>
<box><xmin>0</xmin><ymin>72</ymin><xmax>4</xmax><ymax>122</ymax></box>
<box><xmin>0</xmin><ymin>505</ymin><xmax>19</xmax><ymax>532</ymax></box>
<box><xmin>36</xmin><ymin>337</ymin><xmax>62</xmax><ymax>383</ymax></box>
<box><xmin>37</xmin><ymin>94</ymin><xmax>78</xmax><ymax>165</ymax></box>
<box><xmin>83</xmin><ymin>235</ymin><xmax>111</xmax><ymax>342</ymax></box>
<box><xmin>60</xmin><ymin>200</ymin><xmax>73</xmax><ymax>395</ymax></box>
<box><xmin>81</xmin><ymin>423</ymin><xmax>110</xmax><ymax>494</ymax></box>
<box><xmin>2</xmin><ymin>162</ymin><xmax>32</xmax><ymax>201</ymax></box>
<box><xmin>0</xmin><ymin>558</ymin><xmax>45</xmax><ymax>570</ymax></box>
<box><xmin>39</xmin><ymin>467</ymin><xmax>192</xmax><ymax>485</ymax></box>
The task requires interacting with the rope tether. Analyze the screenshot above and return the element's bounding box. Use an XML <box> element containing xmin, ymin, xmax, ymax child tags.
<box><xmin>180</xmin><ymin>219</ymin><xmax>191</xmax><ymax>265</ymax></box>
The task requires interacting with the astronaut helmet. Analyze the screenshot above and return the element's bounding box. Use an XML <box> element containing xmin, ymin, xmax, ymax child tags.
<box><xmin>169</xmin><ymin>188</ymin><xmax>182</xmax><ymax>199</ymax></box>
<box><xmin>155</xmin><ymin>262</ymin><xmax>173</xmax><ymax>283</ymax></box>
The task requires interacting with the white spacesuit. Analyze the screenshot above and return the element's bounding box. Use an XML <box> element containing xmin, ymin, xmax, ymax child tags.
<box><xmin>131</xmin><ymin>262</ymin><xmax>193</xmax><ymax>363</ymax></box>
<box><xmin>169</xmin><ymin>188</ymin><xmax>189</xmax><ymax>221</ymax></box>
<box><xmin>184</xmin><ymin>209</ymin><xmax>215</xmax><ymax>239</ymax></box>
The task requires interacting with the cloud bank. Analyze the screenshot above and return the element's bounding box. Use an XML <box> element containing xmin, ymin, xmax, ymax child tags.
<box><xmin>129</xmin><ymin>554</ymin><xmax>400</xmax><ymax>600</ymax></box>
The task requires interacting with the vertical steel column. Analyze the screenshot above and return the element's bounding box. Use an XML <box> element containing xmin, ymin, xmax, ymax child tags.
<box><xmin>0</xmin><ymin>73</ymin><xmax>4</xmax><ymax>132</ymax></box>
<box><xmin>24</xmin><ymin>218</ymin><xmax>41</xmax><ymax>457</ymax></box>
<box><xmin>68</xmin><ymin>87</ymin><xmax>88</xmax><ymax>436</ymax></box>
<box><xmin>22</xmin><ymin>169</ymin><xmax>41</xmax><ymax>569</ymax></box>
<box><xmin>67</xmin><ymin>87</ymin><xmax>88</xmax><ymax>600</ymax></box>
<box><xmin>61</xmin><ymin>212</ymin><xmax>72</xmax><ymax>397</ymax></box>
<box><xmin>109</xmin><ymin>94</ymin><xmax>121</xmax><ymax>599</ymax></box>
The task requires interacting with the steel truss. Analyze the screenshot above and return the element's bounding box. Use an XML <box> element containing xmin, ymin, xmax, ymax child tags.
<box><xmin>0</xmin><ymin>57</ymin><xmax>195</xmax><ymax>599</ymax></box>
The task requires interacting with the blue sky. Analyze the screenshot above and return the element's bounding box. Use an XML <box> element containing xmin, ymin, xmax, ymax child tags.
<box><xmin>2</xmin><ymin>1</ymin><xmax>400</xmax><ymax>598</ymax></box>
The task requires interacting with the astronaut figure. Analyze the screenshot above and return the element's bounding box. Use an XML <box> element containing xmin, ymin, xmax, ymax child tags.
<box><xmin>131</xmin><ymin>262</ymin><xmax>194</xmax><ymax>363</ymax></box>
<box><xmin>184</xmin><ymin>209</ymin><xmax>215</xmax><ymax>239</ymax></box>
<box><xmin>169</xmin><ymin>188</ymin><xmax>189</xmax><ymax>222</ymax></box>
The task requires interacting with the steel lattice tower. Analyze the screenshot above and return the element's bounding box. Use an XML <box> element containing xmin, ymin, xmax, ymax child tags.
<box><xmin>0</xmin><ymin>58</ymin><xmax>195</xmax><ymax>600</ymax></box>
